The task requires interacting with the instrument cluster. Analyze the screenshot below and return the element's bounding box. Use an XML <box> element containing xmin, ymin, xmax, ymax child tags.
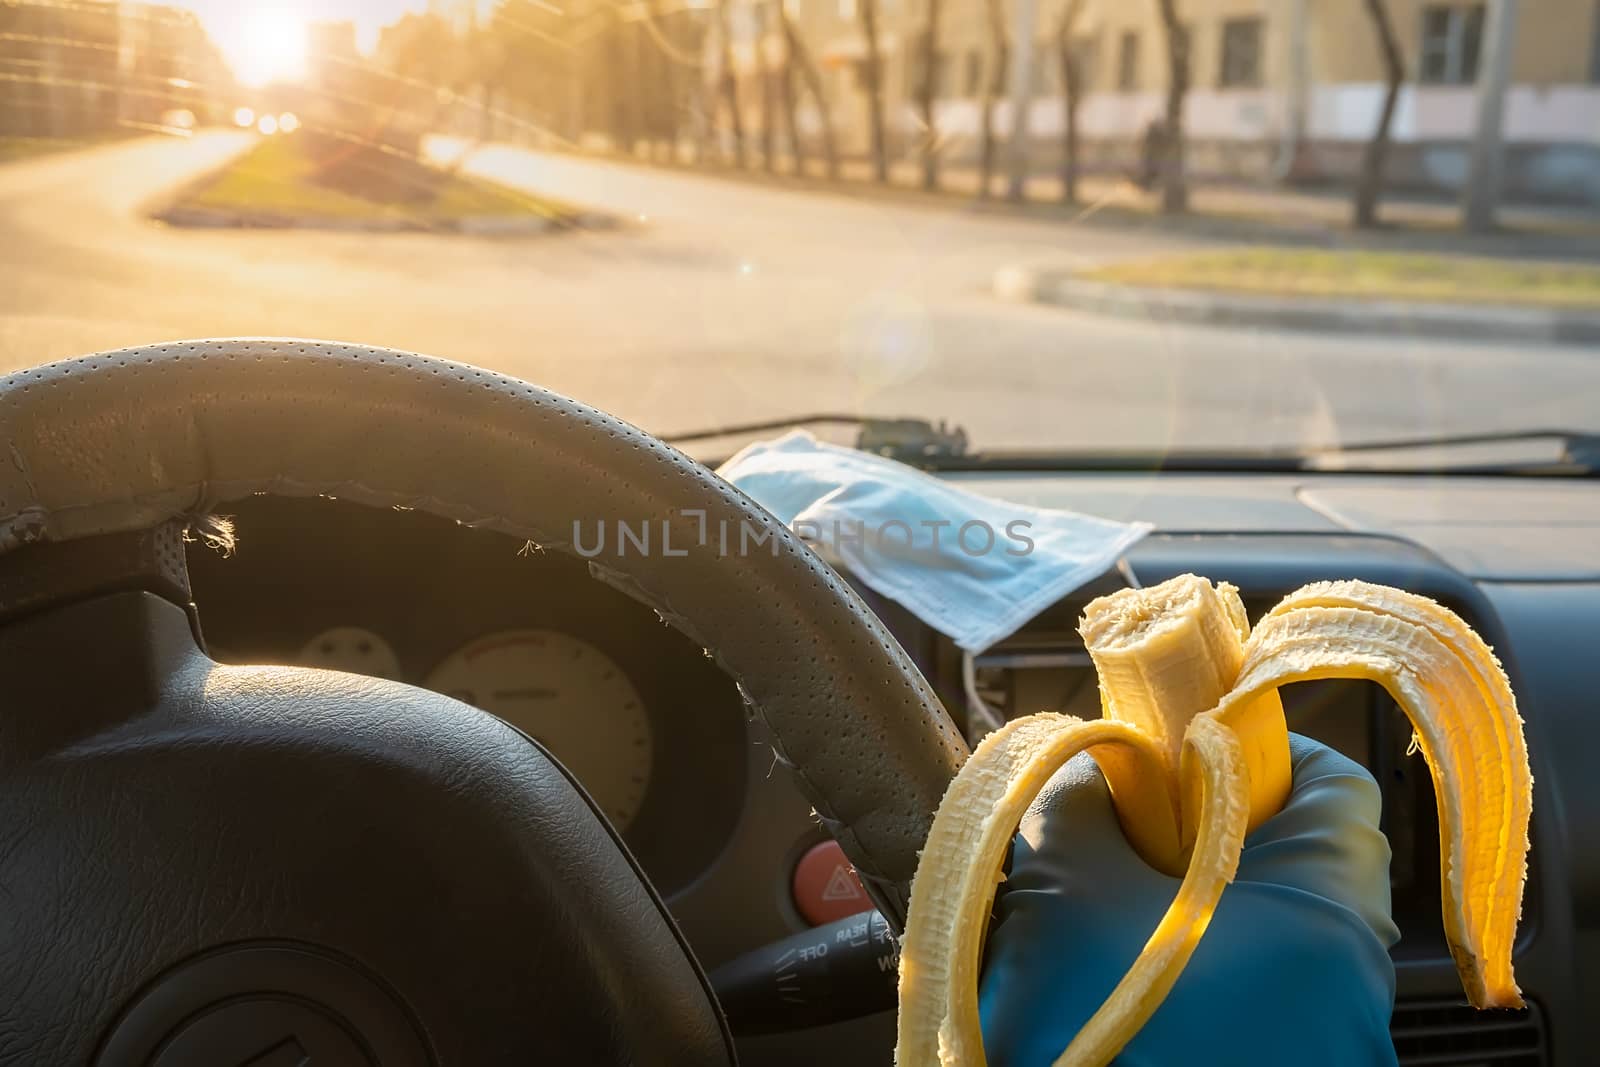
<box><xmin>189</xmin><ymin>494</ymin><xmax>749</xmax><ymax>894</ymax></box>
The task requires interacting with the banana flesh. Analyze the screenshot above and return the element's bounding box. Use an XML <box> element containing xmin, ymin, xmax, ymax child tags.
<box><xmin>895</xmin><ymin>575</ymin><xmax>1530</xmax><ymax>1066</ymax></box>
<box><xmin>1078</xmin><ymin>575</ymin><xmax>1291</xmax><ymax>871</ymax></box>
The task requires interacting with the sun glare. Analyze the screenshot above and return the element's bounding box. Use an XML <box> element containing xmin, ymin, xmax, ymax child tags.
<box><xmin>188</xmin><ymin>2</ymin><xmax>451</xmax><ymax>90</ymax></box>
<box><xmin>221</xmin><ymin>9</ymin><xmax>309</xmax><ymax>88</ymax></box>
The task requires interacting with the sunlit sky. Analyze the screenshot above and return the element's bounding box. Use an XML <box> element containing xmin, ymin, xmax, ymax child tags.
<box><xmin>178</xmin><ymin>1</ymin><xmax>494</xmax><ymax>87</ymax></box>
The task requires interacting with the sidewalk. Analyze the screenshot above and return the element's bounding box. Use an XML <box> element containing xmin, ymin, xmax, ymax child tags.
<box><xmin>557</xmin><ymin>143</ymin><xmax>1600</xmax><ymax>264</ymax></box>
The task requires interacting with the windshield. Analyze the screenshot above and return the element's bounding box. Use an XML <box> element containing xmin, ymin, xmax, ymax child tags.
<box><xmin>2</xmin><ymin>0</ymin><xmax>1597</xmax><ymax>462</ymax></box>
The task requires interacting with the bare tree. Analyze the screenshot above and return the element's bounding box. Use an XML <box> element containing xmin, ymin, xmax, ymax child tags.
<box><xmin>777</xmin><ymin>0</ymin><xmax>839</xmax><ymax>177</ymax></box>
<box><xmin>1353</xmin><ymin>0</ymin><xmax>1405</xmax><ymax>227</ymax></box>
<box><xmin>858</xmin><ymin>0</ymin><xmax>889</xmax><ymax>182</ymax></box>
<box><xmin>635</xmin><ymin>0</ymin><xmax>670</xmax><ymax>160</ymax></box>
<box><xmin>757</xmin><ymin>0</ymin><xmax>776</xmax><ymax>170</ymax></box>
<box><xmin>772</xmin><ymin>0</ymin><xmax>807</xmax><ymax>174</ymax></box>
<box><xmin>606</xmin><ymin>11</ymin><xmax>636</xmax><ymax>152</ymax></box>
<box><xmin>652</xmin><ymin>2</ymin><xmax>680</xmax><ymax>161</ymax></box>
<box><xmin>1054</xmin><ymin>0</ymin><xmax>1086</xmax><ymax>203</ymax></box>
<box><xmin>634</xmin><ymin>0</ymin><xmax>701</xmax><ymax>162</ymax></box>
<box><xmin>976</xmin><ymin>0</ymin><xmax>1009</xmax><ymax>200</ymax></box>
<box><xmin>916</xmin><ymin>0</ymin><xmax>945</xmax><ymax>189</ymax></box>
<box><xmin>714</xmin><ymin>0</ymin><xmax>746</xmax><ymax>167</ymax></box>
<box><xmin>1154</xmin><ymin>0</ymin><xmax>1188</xmax><ymax>213</ymax></box>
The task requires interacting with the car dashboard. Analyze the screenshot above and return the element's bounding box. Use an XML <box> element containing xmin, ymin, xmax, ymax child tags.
<box><xmin>186</xmin><ymin>470</ymin><xmax>1600</xmax><ymax>1067</ymax></box>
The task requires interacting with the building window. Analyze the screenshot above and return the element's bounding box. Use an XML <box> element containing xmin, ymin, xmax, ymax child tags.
<box><xmin>1116</xmin><ymin>30</ymin><xmax>1139</xmax><ymax>91</ymax></box>
<box><xmin>1032</xmin><ymin>47</ymin><xmax>1052</xmax><ymax>94</ymax></box>
<box><xmin>965</xmin><ymin>48</ymin><xmax>984</xmax><ymax>96</ymax></box>
<box><xmin>939</xmin><ymin>51</ymin><xmax>958</xmax><ymax>96</ymax></box>
<box><xmin>1068</xmin><ymin>34</ymin><xmax>1099</xmax><ymax>93</ymax></box>
<box><xmin>1419</xmin><ymin>3</ymin><xmax>1485</xmax><ymax>84</ymax></box>
<box><xmin>1590</xmin><ymin>0</ymin><xmax>1600</xmax><ymax>82</ymax></box>
<box><xmin>907</xmin><ymin>42</ymin><xmax>949</xmax><ymax>98</ymax></box>
<box><xmin>1218</xmin><ymin>16</ymin><xmax>1262</xmax><ymax>88</ymax></box>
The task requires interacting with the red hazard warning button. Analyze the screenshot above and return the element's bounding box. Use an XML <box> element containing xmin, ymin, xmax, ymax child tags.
<box><xmin>791</xmin><ymin>840</ymin><xmax>871</xmax><ymax>925</ymax></box>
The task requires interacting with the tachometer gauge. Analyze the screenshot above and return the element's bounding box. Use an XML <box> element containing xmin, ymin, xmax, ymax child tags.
<box><xmin>297</xmin><ymin>626</ymin><xmax>401</xmax><ymax>680</ymax></box>
<box><xmin>424</xmin><ymin>631</ymin><xmax>653</xmax><ymax>830</ymax></box>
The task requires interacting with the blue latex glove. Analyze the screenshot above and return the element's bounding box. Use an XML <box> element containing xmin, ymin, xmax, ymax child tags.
<box><xmin>980</xmin><ymin>734</ymin><xmax>1402</xmax><ymax>1067</ymax></box>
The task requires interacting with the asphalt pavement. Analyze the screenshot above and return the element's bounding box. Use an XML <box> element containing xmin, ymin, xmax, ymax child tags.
<box><xmin>2</xmin><ymin>130</ymin><xmax>1596</xmax><ymax>455</ymax></box>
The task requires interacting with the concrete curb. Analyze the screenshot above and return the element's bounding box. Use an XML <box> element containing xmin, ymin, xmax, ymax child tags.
<box><xmin>994</xmin><ymin>266</ymin><xmax>1600</xmax><ymax>347</ymax></box>
<box><xmin>155</xmin><ymin>204</ymin><xmax>610</xmax><ymax>236</ymax></box>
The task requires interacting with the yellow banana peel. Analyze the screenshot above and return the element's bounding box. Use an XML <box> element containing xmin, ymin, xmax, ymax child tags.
<box><xmin>896</xmin><ymin>575</ymin><xmax>1531</xmax><ymax>1066</ymax></box>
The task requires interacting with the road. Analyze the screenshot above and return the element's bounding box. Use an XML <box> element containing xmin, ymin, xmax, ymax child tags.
<box><xmin>2</xmin><ymin>131</ymin><xmax>1596</xmax><ymax>456</ymax></box>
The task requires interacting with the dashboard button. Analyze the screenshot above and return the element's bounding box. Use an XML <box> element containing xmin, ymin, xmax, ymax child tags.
<box><xmin>791</xmin><ymin>840</ymin><xmax>871</xmax><ymax>926</ymax></box>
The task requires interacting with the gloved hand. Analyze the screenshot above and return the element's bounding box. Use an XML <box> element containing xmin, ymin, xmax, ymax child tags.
<box><xmin>979</xmin><ymin>733</ymin><xmax>1402</xmax><ymax>1067</ymax></box>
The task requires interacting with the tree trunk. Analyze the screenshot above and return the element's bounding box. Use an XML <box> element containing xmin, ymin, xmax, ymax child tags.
<box><xmin>691</xmin><ymin>14</ymin><xmax>717</xmax><ymax>163</ymax></box>
<box><xmin>715</xmin><ymin>0</ymin><xmax>746</xmax><ymax>167</ymax></box>
<box><xmin>780</xmin><ymin>4</ymin><xmax>839</xmax><ymax>178</ymax></box>
<box><xmin>774</xmin><ymin>0</ymin><xmax>807</xmax><ymax>175</ymax></box>
<box><xmin>566</xmin><ymin>45</ymin><xmax>583</xmax><ymax>145</ymax></box>
<box><xmin>638</xmin><ymin>2</ymin><xmax>668</xmax><ymax>160</ymax></box>
<box><xmin>858</xmin><ymin>0</ymin><xmax>889</xmax><ymax>183</ymax></box>
<box><xmin>1055</xmin><ymin>33</ymin><xmax>1078</xmax><ymax>203</ymax></box>
<box><xmin>481</xmin><ymin>81</ymin><xmax>498</xmax><ymax>143</ymax></box>
<box><xmin>1154</xmin><ymin>0</ymin><xmax>1188</xmax><ymax>213</ymax></box>
<box><xmin>918</xmin><ymin>0</ymin><xmax>944</xmax><ymax>190</ymax></box>
<box><xmin>1353</xmin><ymin>0</ymin><xmax>1404</xmax><ymax>228</ymax></box>
<box><xmin>606</xmin><ymin>12</ymin><xmax>634</xmax><ymax>152</ymax></box>
<box><xmin>977</xmin><ymin>0</ymin><xmax>1008</xmax><ymax>200</ymax></box>
<box><xmin>654</xmin><ymin>5</ymin><xmax>679</xmax><ymax>161</ymax></box>
<box><xmin>1055</xmin><ymin>0</ymin><xmax>1085</xmax><ymax>203</ymax></box>
<box><xmin>625</xmin><ymin>21</ymin><xmax>646</xmax><ymax>154</ymax></box>
<box><xmin>670</xmin><ymin>6</ymin><xmax>702</xmax><ymax>162</ymax></box>
<box><xmin>758</xmin><ymin>0</ymin><xmax>776</xmax><ymax>171</ymax></box>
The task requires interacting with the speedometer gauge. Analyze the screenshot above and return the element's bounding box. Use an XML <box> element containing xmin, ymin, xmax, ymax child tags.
<box><xmin>424</xmin><ymin>631</ymin><xmax>653</xmax><ymax>830</ymax></box>
<box><xmin>297</xmin><ymin>626</ymin><xmax>401</xmax><ymax>680</ymax></box>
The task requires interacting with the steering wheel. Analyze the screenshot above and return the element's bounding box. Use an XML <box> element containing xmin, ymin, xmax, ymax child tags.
<box><xmin>0</xmin><ymin>339</ymin><xmax>967</xmax><ymax>1064</ymax></box>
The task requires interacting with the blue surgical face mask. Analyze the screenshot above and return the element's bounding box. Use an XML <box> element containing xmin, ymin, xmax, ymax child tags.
<box><xmin>718</xmin><ymin>431</ymin><xmax>1152</xmax><ymax>655</ymax></box>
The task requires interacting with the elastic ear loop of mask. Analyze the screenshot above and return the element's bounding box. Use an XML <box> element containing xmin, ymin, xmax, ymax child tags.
<box><xmin>960</xmin><ymin>555</ymin><xmax>1144</xmax><ymax>744</ymax></box>
<box><xmin>961</xmin><ymin>650</ymin><xmax>1005</xmax><ymax>744</ymax></box>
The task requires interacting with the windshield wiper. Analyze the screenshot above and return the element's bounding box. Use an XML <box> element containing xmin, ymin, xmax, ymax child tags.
<box><xmin>664</xmin><ymin>413</ymin><xmax>969</xmax><ymax>461</ymax></box>
<box><xmin>1300</xmin><ymin>428</ymin><xmax>1600</xmax><ymax>475</ymax></box>
<box><xmin>916</xmin><ymin>432</ymin><xmax>1599</xmax><ymax>476</ymax></box>
<box><xmin>670</xmin><ymin>419</ymin><xmax>1597</xmax><ymax>476</ymax></box>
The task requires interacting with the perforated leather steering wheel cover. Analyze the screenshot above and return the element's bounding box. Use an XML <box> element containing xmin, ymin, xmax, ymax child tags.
<box><xmin>0</xmin><ymin>339</ymin><xmax>968</xmax><ymax>924</ymax></box>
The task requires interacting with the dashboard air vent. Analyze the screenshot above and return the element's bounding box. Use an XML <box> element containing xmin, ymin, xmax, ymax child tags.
<box><xmin>1391</xmin><ymin>998</ymin><xmax>1545</xmax><ymax>1066</ymax></box>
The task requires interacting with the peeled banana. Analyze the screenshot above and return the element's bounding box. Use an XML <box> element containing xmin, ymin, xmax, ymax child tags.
<box><xmin>896</xmin><ymin>574</ymin><xmax>1531</xmax><ymax>1067</ymax></box>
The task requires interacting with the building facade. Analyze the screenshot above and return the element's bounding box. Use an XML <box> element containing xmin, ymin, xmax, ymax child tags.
<box><xmin>0</xmin><ymin>1</ymin><xmax>228</xmax><ymax>137</ymax></box>
<box><xmin>771</xmin><ymin>0</ymin><xmax>1600</xmax><ymax>203</ymax></box>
